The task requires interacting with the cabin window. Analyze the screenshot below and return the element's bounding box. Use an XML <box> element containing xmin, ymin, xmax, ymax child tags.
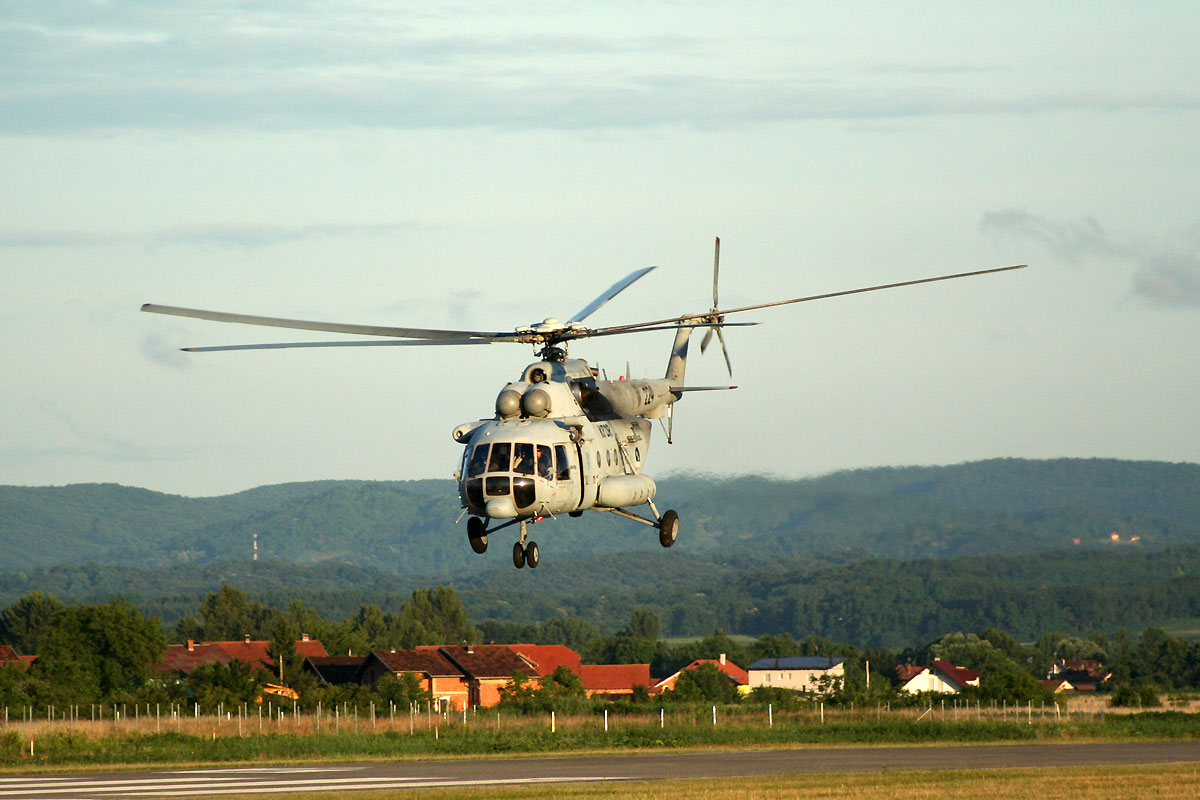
<box><xmin>513</xmin><ymin>443</ymin><xmax>535</xmax><ymax>476</ymax></box>
<box><xmin>537</xmin><ymin>445</ymin><xmax>553</xmax><ymax>480</ymax></box>
<box><xmin>605</xmin><ymin>451</ymin><xmax>611</xmax><ymax>467</ymax></box>
<box><xmin>487</xmin><ymin>442</ymin><xmax>511</xmax><ymax>473</ymax></box>
<box><xmin>485</xmin><ymin>476</ymin><xmax>509</xmax><ymax>497</ymax></box>
<box><xmin>467</xmin><ymin>445</ymin><xmax>488</xmax><ymax>478</ymax></box>
<box><xmin>513</xmin><ymin>477</ymin><xmax>535</xmax><ymax>508</ymax></box>
<box><xmin>634</xmin><ymin>447</ymin><xmax>641</xmax><ymax>462</ymax></box>
<box><xmin>554</xmin><ymin>445</ymin><xmax>570</xmax><ymax>481</ymax></box>
<box><xmin>596</xmin><ymin>452</ymin><xmax>602</xmax><ymax>468</ymax></box>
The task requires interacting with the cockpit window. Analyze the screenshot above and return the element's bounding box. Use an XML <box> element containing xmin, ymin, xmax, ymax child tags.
<box><xmin>467</xmin><ymin>444</ymin><xmax>488</xmax><ymax>478</ymax></box>
<box><xmin>537</xmin><ymin>445</ymin><xmax>553</xmax><ymax>480</ymax></box>
<box><xmin>513</xmin><ymin>443</ymin><xmax>534</xmax><ymax>476</ymax></box>
<box><xmin>487</xmin><ymin>442</ymin><xmax>511</xmax><ymax>473</ymax></box>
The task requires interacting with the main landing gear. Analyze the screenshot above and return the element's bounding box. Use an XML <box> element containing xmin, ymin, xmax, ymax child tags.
<box><xmin>465</xmin><ymin>516</ymin><xmax>539</xmax><ymax>569</ymax></box>
<box><xmin>605</xmin><ymin>501</ymin><xmax>680</xmax><ymax>548</ymax></box>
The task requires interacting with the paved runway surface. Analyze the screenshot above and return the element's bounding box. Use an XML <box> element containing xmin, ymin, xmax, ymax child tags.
<box><xmin>4</xmin><ymin>742</ymin><xmax>1200</xmax><ymax>797</ymax></box>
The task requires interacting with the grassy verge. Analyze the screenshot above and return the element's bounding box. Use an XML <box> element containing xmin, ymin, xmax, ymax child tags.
<box><xmin>2</xmin><ymin>711</ymin><xmax>1199</xmax><ymax>769</ymax></box>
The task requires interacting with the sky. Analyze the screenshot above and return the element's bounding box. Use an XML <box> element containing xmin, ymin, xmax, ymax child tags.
<box><xmin>2</xmin><ymin>2</ymin><xmax>1198</xmax><ymax>497</ymax></box>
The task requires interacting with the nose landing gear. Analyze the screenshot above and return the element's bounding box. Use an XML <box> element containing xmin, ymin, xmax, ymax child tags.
<box><xmin>512</xmin><ymin>519</ymin><xmax>539</xmax><ymax>569</ymax></box>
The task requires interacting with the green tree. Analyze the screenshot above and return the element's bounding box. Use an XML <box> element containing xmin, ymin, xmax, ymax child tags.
<box><xmin>0</xmin><ymin>591</ymin><xmax>65</xmax><ymax>654</ymax></box>
<box><xmin>397</xmin><ymin>587</ymin><xmax>476</xmax><ymax>646</ymax></box>
<box><xmin>624</xmin><ymin>608</ymin><xmax>661</xmax><ymax>642</ymax></box>
<box><xmin>194</xmin><ymin>585</ymin><xmax>272</xmax><ymax>641</ymax></box>
<box><xmin>375</xmin><ymin>672</ymin><xmax>430</xmax><ymax>709</ymax></box>
<box><xmin>35</xmin><ymin>599</ymin><xmax>166</xmax><ymax>702</ymax></box>
<box><xmin>670</xmin><ymin>663</ymin><xmax>741</xmax><ymax>704</ymax></box>
<box><xmin>187</xmin><ymin>659</ymin><xmax>263</xmax><ymax>708</ymax></box>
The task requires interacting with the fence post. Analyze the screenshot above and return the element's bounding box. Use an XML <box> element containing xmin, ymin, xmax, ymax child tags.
<box><xmin>604</xmin><ymin>708</ymin><xmax>608</xmax><ymax>732</ymax></box>
<box><xmin>769</xmin><ymin>703</ymin><xmax>773</xmax><ymax>728</ymax></box>
<box><xmin>660</xmin><ymin>708</ymin><xmax>664</xmax><ymax>729</ymax></box>
<box><xmin>551</xmin><ymin>711</ymin><xmax>556</xmax><ymax>733</ymax></box>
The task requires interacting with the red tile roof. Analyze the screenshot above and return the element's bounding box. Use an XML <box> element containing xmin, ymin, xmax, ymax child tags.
<box><xmin>439</xmin><ymin>645</ymin><xmax>536</xmax><ymax>679</ymax></box>
<box><xmin>895</xmin><ymin>664</ymin><xmax>924</xmax><ymax>682</ymax></box>
<box><xmin>155</xmin><ymin>638</ymin><xmax>328</xmax><ymax>676</ymax></box>
<box><xmin>580</xmin><ymin>663</ymin><xmax>651</xmax><ymax>692</ymax></box>
<box><xmin>508</xmin><ymin>644</ymin><xmax>581</xmax><ymax>676</ymax></box>
<box><xmin>931</xmin><ymin>660</ymin><xmax>980</xmax><ymax>687</ymax></box>
<box><xmin>371</xmin><ymin>648</ymin><xmax>462</xmax><ymax>677</ymax></box>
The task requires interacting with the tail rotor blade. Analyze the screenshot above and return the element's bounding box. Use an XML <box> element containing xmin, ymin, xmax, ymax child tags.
<box><xmin>716</xmin><ymin>326</ymin><xmax>732</xmax><ymax>376</ymax></box>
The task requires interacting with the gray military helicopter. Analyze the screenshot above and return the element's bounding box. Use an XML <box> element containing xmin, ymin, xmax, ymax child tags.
<box><xmin>142</xmin><ymin>240</ymin><xmax>1024</xmax><ymax>569</ymax></box>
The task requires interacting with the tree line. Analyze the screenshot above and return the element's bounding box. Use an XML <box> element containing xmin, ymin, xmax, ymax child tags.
<box><xmin>3</xmin><ymin>585</ymin><xmax>1199</xmax><ymax>711</ymax></box>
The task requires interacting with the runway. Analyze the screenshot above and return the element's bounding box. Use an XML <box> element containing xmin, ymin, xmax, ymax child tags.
<box><xmin>3</xmin><ymin>742</ymin><xmax>1199</xmax><ymax>797</ymax></box>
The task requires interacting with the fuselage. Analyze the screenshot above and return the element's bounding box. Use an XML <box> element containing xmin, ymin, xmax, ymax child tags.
<box><xmin>453</xmin><ymin>356</ymin><xmax>667</xmax><ymax>519</ymax></box>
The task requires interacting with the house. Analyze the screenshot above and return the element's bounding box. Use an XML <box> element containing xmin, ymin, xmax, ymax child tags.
<box><xmin>360</xmin><ymin>647</ymin><xmax>473</xmax><ymax>710</ymax></box>
<box><xmin>361</xmin><ymin>644</ymin><xmax>542</xmax><ymax>711</ymax></box>
<box><xmin>579</xmin><ymin>664</ymin><xmax>652</xmax><ymax>698</ymax></box>
<box><xmin>897</xmin><ymin>660</ymin><xmax>980</xmax><ymax>694</ymax></box>
<box><xmin>1046</xmin><ymin>659</ymin><xmax>1110</xmax><ymax>691</ymax></box>
<box><xmin>154</xmin><ymin>634</ymin><xmax>329</xmax><ymax>678</ymax></box>
<box><xmin>303</xmin><ymin>655</ymin><xmax>368</xmax><ymax>685</ymax></box>
<box><xmin>747</xmin><ymin>656</ymin><xmax>846</xmax><ymax>695</ymax></box>
<box><xmin>654</xmin><ymin>654</ymin><xmax>749</xmax><ymax>695</ymax></box>
<box><xmin>0</xmin><ymin>645</ymin><xmax>36</xmax><ymax>670</ymax></box>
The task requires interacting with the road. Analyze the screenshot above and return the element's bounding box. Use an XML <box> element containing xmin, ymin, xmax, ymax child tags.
<box><xmin>3</xmin><ymin>742</ymin><xmax>1199</xmax><ymax>797</ymax></box>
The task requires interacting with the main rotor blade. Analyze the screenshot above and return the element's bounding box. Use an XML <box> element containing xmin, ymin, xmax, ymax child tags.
<box><xmin>712</xmin><ymin>263</ymin><xmax>1028</xmax><ymax>316</ymax></box>
<box><xmin>589</xmin><ymin>264</ymin><xmax>1028</xmax><ymax>337</ymax></box>
<box><xmin>141</xmin><ymin>304</ymin><xmax>516</xmax><ymax>342</ymax></box>
<box><xmin>568</xmin><ymin>266</ymin><xmax>656</xmax><ymax>323</ymax></box>
<box><xmin>182</xmin><ymin>338</ymin><xmax>491</xmax><ymax>352</ymax></box>
<box><xmin>561</xmin><ymin>320</ymin><xmax>758</xmax><ymax>341</ymax></box>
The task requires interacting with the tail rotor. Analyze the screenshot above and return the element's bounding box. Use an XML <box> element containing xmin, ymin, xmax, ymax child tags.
<box><xmin>699</xmin><ymin>237</ymin><xmax>733</xmax><ymax>376</ymax></box>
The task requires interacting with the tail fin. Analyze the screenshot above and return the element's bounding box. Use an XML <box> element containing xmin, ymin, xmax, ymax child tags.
<box><xmin>664</xmin><ymin>323</ymin><xmax>696</xmax><ymax>385</ymax></box>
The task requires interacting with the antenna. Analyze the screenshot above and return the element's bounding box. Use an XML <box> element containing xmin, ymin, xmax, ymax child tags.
<box><xmin>253</xmin><ymin>532</ymin><xmax>258</xmax><ymax>562</ymax></box>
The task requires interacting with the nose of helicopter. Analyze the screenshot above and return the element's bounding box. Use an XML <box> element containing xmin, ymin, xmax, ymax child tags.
<box><xmin>485</xmin><ymin>497</ymin><xmax>519</xmax><ymax>519</ymax></box>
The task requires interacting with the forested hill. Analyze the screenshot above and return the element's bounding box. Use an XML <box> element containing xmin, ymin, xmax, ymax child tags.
<box><xmin>2</xmin><ymin>458</ymin><xmax>1198</xmax><ymax>576</ymax></box>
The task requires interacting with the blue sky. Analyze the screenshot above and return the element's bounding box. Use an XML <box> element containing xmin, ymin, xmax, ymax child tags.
<box><xmin>2</xmin><ymin>2</ymin><xmax>1198</xmax><ymax>496</ymax></box>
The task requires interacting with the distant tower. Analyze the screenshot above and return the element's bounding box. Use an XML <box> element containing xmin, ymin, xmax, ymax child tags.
<box><xmin>253</xmin><ymin>532</ymin><xmax>258</xmax><ymax>561</ymax></box>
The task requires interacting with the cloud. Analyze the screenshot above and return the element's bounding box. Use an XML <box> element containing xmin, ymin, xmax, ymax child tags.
<box><xmin>0</xmin><ymin>221</ymin><xmax>415</xmax><ymax>250</ymax></box>
<box><xmin>980</xmin><ymin>209</ymin><xmax>1200</xmax><ymax>307</ymax></box>
<box><xmin>2</xmin><ymin>7</ymin><xmax>1197</xmax><ymax>135</ymax></box>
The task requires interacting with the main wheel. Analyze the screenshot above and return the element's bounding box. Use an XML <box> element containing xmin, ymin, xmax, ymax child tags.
<box><xmin>525</xmin><ymin>541</ymin><xmax>540</xmax><ymax>568</ymax></box>
<box><xmin>467</xmin><ymin>517</ymin><xmax>488</xmax><ymax>554</ymax></box>
<box><xmin>512</xmin><ymin>542</ymin><xmax>526</xmax><ymax>569</ymax></box>
<box><xmin>658</xmin><ymin>509</ymin><xmax>679</xmax><ymax>548</ymax></box>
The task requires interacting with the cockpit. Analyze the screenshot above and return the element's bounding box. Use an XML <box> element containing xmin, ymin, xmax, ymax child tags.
<box><xmin>463</xmin><ymin>441</ymin><xmax>571</xmax><ymax>512</ymax></box>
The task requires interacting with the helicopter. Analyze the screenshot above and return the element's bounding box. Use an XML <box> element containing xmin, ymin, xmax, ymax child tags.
<box><xmin>142</xmin><ymin>240</ymin><xmax>1025</xmax><ymax>569</ymax></box>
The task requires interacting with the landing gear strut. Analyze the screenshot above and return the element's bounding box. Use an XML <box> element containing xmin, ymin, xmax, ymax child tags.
<box><xmin>511</xmin><ymin>519</ymin><xmax>540</xmax><ymax>569</ymax></box>
<box><xmin>603</xmin><ymin>501</ymin><xmax>681</xmax><ymax>548</ymax></box>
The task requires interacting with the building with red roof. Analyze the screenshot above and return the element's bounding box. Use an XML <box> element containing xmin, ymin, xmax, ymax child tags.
<box><xmin>654</xmin><ymin>654</ymin><xmax>749</xmax><ymax>695</ymax></box>
<box><xmin>897</xmin><ymin>660</ymin><xmax>981</xmax><ymax>694</ymax></box>
<box><xmin>154</xmin><ymin>634</ymin><xmax>328</xmax><ymax>678</ymax></box>
<box><xmin>580</xmin><ymin>663</ymin><xmax>652</xmax><ymax>698</ymax></box>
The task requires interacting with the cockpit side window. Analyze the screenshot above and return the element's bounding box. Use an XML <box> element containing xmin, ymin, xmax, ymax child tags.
<box><xmin>513</xmin><ymin>443</ymin><xmax>534</xmax><ymax>476</ymax></box>
<box><xmin>537</xmin><ymin>445</ymin><xmax>553</xmax><ymax>480</ymax></box>
<box><xmin>487</xmin><ymin>442</ymin><xmax>511</xmax><ymax>473</ymax></box>
<box><xmin>467</xmin><ymin>444</ymin><xmax>488</xmax><ymax>478</ymax></box>
<box><xmin>555</xmin><ymin>445</ymin><xmax>571</xmax><ymax>481</ymax></box>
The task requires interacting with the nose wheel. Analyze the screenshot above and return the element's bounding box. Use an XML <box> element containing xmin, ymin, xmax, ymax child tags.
<box><xmin>512</xmin><ymin>519</ymin><xmax>540</xmax><ymax>568</ymax></box>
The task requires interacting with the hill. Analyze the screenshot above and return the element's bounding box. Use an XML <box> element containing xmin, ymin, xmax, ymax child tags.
<box><xmin>2</xmin><ymin>459</ymin><xmax>1198</xmax><ymax>575</ymax></box>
